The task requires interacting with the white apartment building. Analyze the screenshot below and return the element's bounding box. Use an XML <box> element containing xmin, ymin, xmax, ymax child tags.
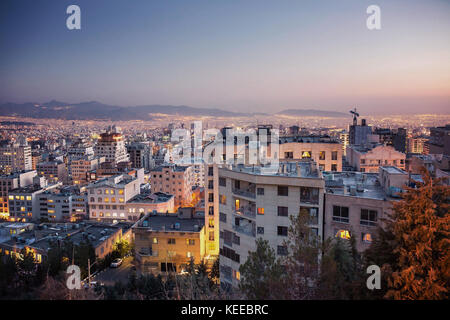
<box><xmin>217</xmin><ymin>161</ymin><xmax>325</xmax><ymax>288</ymax></box>
<box><xmin>87</xmin><ymin>169</ymin><xmax>144</xmax><ymax>222</ymax></box>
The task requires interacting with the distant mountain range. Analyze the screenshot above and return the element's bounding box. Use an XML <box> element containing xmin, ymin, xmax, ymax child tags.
<box><xmin>0</xmin><ymin>100</ymin><xmax>348</xmax><ymax>120</ymax></box>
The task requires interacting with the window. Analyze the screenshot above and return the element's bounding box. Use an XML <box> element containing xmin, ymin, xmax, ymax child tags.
<box><xmin>208</xmin><ymin>206</ymin><xmax>214</xmax><ymax>216</ymax></box>
<box><xmin>278</xmin><ymin>186</ymin><xmax>288</xmax><ymax>196</ymax></box>
<box><xmin>186</xmin><ymin>239</ymin><xmax>195</xmax><ymax>245</ymax></box>
<box><xmin>153</xmin><ymin>238</ymin><xmax>158</xmax><ymax>244</ymax></box>
<box><xmin>277</xmin><ymin>226</ymin><xmax>288</xmax><ymax>236</ymax></box>
<box><xmin>333</xmin><ymin>206</ymin><xmax>349</xmax><ymax>223</ymax></box>
<box><xmin>257</xmin><ymin>207</ymin><xmax>264</xmax><ymax>215</ymax></box>
<box><xmin>277</xmin><ymin>206</ymin><xmax>288</xmax><ymax>217</ymax></box>
<box><xmin>219</xmin><ymin>177</ymin><xmax>226</xmax><ymax>187</ymax></box>
<box><xmin>235</xmin><ymin>199</ymin><xmax>240</xmax><ymax>211</ymax></box>
<box><xmin>332</xmin><ymin>151</ymin><xmax>338</xmax><ymax>161</ymax></box>
<box><xmin>331</xmin><ymin>164</ymin><xmax>337</xmax><ymax>171</ymax></box>
<box><xmin>187</xmin><ymin>252</ymin><xmax>193</xmax><ymax>258</ymax></box>
<box><xmin>284</xmin><ymin>151</ymin><xmax>293</xmax><ymax>159</ymax></box>
<box><xmin>232</xmin><ymin>234</ymin><xmax>240</xmax><ymax>245</ymax></box>
<box><xmin>335</xmin><ymin>229</ymin><xmax>351</xmax><ymax>240</ymax></box>
<box><xmin>300</xmin><ymin>187</ymin><xmax>319</xmax><ymax>204</ymax></box>
<box><xmin>209</xmin><ymin>218</ymin><xmax>214</xmax><ymax>228</ymax></box>
<box><xmin>257</xmin><ymin>227</ymin><xmax>264</xmax><ymax>234</ymax></box>
<box><xmin>208</xmin><ymin>193</ymin><xmax>214</xmax><ymax>202</ymax></box>
<box><xmin>360</xmin><ymin>209</ymin><xmax>377</xmax><ymax>226</ymax></box>
<box><xmin>208</xmin><ymin>180</ymin><xmax>214</xmax><ymax>189</ymax></box>
<box><xmin>168</xmin><ymin>238</ymin><xmax>176</xmax><ymax>244</ymax></box>
<box><xmin>219</xmin><ymin>195</ymin><xmax>227</xmax><ymax>205</ymax></box>
<box><xmin>219</xmin><ymin>212</ymin><xmax>227</xmax><ymax>223</ymax></box>
<box><xmin>362</xmin><ymin>233</ymin><xmax>373</xmax><ymax>244</ymax></box>
<box><xmin>319</xmin><ymin>151</ymin><xmax>325</xmax><ymax>160</ymax></box>
<box><xmin>208</xmin><ymin>167</ymin><xmax>214</xmax><ymax>176</ymax></box>
<box><xmin>257</xmin><ymin>187</ymin><xmax>264</xmax><ymax>195</ymax></box>
<box><xmin>302</xmin><ymin>151</ymin><xmax>312</xmax><ymax>159</ymax></box>
<box><xmin>209</xmin><ymin>231</ymin><xmax>214</xmax><ymax>241</ymax></box>
<box><xmin>277</xmin><ymin>245</ymin><xmax>288</xmax><ymax>256</ymax></box>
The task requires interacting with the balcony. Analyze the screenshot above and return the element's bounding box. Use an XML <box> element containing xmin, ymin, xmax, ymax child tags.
<box><xmin>232</xmin><ymin>188</ymin><xmax>256</xmax><ymax>199</ymax></box>
<box><xmin>234</xmin><ymin>205</ymin><xmax>256</xmax><ymax>219</ymax></box>
<box><xmin>232</xmin><ymin>224</ymin><xmax>256</xmax><ymax>237</ymax></box>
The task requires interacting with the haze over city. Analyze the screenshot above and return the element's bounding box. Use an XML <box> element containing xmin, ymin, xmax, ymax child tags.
<box><xmin>0</xmin><ymin>0</ymin><xmax>449</xmax><ymax>115</ymax></box>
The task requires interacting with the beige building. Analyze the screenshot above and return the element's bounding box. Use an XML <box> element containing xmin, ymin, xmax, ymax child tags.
<box><xmin>346</xmin><ymin>144</ymin><xmax>406</xmax><ymax>173</ymax></box>
<box><xmin>95</xmin><ymin>126</ymin><xmax>130</xmax><ymax>165</ymax></box>
<box><xmin>133</xmin><ymin>210</ymin><xmax>205</xmax><ymax>274</ymax></box>
<box><xmin>36</xmin><ymin>161</ymin><xmax>69</xmax><ymax>185</ymax></box>
<box><xmin>70</xmin><ymin>157</ymin><xmax>104</xmax><ymax>185</ymax></box>
<box><xmin>150</xmin><ymin>165</ymin><xmax>194</xmax><ymax>208</ymax></box>
<box><xmin>217</xmin><ymin>161</ymin><xmax>325</xmax><ymax>288</ymax></box>
<box><xmin>323</xmin><ymin>167</ymin><xmax>419</xmax><ymax>252</ymax></box>
<box><xmin>279</xmin><ymin>136</ymin><xmax>342</xmax><ymax>172</ymax></box>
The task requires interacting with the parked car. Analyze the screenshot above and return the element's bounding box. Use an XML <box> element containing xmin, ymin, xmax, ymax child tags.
<box><xmin>110</xmin><ymin>258</ymin><xmax>123</xmax><ymax>268</ymax></box>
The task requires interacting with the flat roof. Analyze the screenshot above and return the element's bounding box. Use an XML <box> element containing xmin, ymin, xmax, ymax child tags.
<box><xmin>136</xmin><ymin>215</ymin><xmax>204</xmax><ymax>233</ymax></box>
<box><xmin>380</xmin><ymin>166</ymin><xmax>407</xmax><ymax>174</ymax></box>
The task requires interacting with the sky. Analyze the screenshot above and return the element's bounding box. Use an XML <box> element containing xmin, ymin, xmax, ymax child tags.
<box><xmin>0</xmin><ymin>0</ymin><xmax>449</xmax><ymax>115</ymax></box>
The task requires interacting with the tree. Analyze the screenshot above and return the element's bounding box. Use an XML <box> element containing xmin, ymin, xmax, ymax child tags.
<box><xmin>317</xmin><ymin>236</ymin><xmax>364</xmax><ymax>299</ymax></box>
<box><xmin>385</xmin><ymin>169</ymin><xmax>449</xmax><ymax>300</ymax></box>
<box><xmin>282</xmin><ymin>208</ymin><xmax>321</xmax><ymax>300</ymax></box>
<box><xmin>239</xmin><ymin>238</ymin><xmax>285</xmax><ymax>299</ymax></box>
<box><xmin>209</xmin><ymin>256</ymin><xmax>220</xmax><ymax>284</ymax></box>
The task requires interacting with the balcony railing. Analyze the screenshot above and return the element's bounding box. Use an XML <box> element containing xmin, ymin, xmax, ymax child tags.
<box><xmin>234</xmin><ymin>206</ymin><xmax>256</xmax><ymax>218</ymax></box>
<box><xmin>232</xmin><ymin>224</ymin><xmax>256</xmax><ymax>237</ymax></box>
<box><xmin>232</xmin><ymin>188</ymin><xmax>256</xmax><ymax>199</ymax></box>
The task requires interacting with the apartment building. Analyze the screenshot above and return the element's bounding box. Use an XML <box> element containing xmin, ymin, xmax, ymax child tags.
<box><xmin>133</xmin><ymin>210</ymin><xmax>205</xmax><ymax>274</ymax></box>
<box><xmin>279</xmin><ymin>135</ymin><xmax>343</xmax><ymax>171</ymax></box>
<box><xmin>95</xmin><ymin>126</ymin><xmax>130</xmax><ymax>165</ymax></box>
<box><xmin>0</xmin><ymin>170</ymin><xmax>37</xmax><ymax>220</ymax></box>
<box><xmin>127</xmin><ymin>142</ymin><xmax>154</xmax><ymax>170</ymax></box>
<box><xmin>150</xmin><ymin>165</ymin><xmax>194</xmax><ymax>207</ymax></box>
<box><xmin>8</xmin><ymin>179</ymin><xmax>61</xmax><ymax>222</ymax></box>
<box><xmin>36</xmin><ymin>161</ymin><xmax>69</xmax><ymax>185</ymax></box>
<box><xmin>424</xmin><ymin>124</ymin><xmax>450</xmax><ymax>155</ymax></box>
<box><xmin>0</xmin><ymin>142</ymin><xmax>32</xmax><ymax>174</ymax></box>
<box><xmin>87</xmin><ymin>169</ymin><xmax>144</xmax><ymax>222</ymax></box>
<box><xmin>323</xmin><ymin>167</ymin><xmax>421</xmax><ymax>252</ymax></box>
<box><xmin>125</xmin><ymin>192</ymin><xmax>175</xmax><ymax>222</ymax></box>
<box><xmin>70</xmin><ymin>157</ymin><xmax>104</xmax><ymax>185</ymax></box>
<box><xmin>217</xmin><ymin>161</ymin><xmax>325</xmax><ymax>288</ymax></box>
<box><xmin>346</xmin><ymin>144</ymin><xmax>406</xmax><ymax>173</ymax></box>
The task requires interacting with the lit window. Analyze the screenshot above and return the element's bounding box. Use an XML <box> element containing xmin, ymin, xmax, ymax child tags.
<box><xmin>119</xmin><ymin>198</ymin><xmax>124</xmax><ymax>203</ymax></box>
<box><xmin>119</xmin><ymin>190</ymin><xmax>124</xmax><ymax>195</ymax></box>
<box><xmin>257</xmin><ymin>208</ymin><xmax>264</xmax><ymax>215</ymax></box>
<box><xmin>336</xmin><ymin>229</ymin><xmax>351</xmax><ymax>240</ymax></box>
<box><xmin>362</xmin><ymin>233</ymin><xmax>372</xmax><ymax>243</ymax></box>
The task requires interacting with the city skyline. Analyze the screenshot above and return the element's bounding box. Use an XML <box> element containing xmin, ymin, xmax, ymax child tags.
<box><xmin>1</xmin><ymin>0</ymin><xmax>449</xmax><ymax>115</ymax></box>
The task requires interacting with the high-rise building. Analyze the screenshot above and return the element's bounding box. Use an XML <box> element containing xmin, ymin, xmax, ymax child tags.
<box><xmin>424</xmin><ymin>124</ymin><xmax>450</xmax><ymax>155</ymax></box>
<box><xmin>217</xmin><ymin>161</ymin><xmax>325</xmax><ymax>289</ymax></box>
<box><xmin>127</xmin><ymin>142</ymin><xmax>154</xmax><ymax>170</ymax></box>
<box><xmin>349</xmin><ymin>118</ymin><xmax>373</xmax><ymax>146</ymax></box>
<box><xmin>0</xmin><ymin>141</ymin><xmax>32</xmax><ymax>174</ymax></box>
<box><xmin>95</xmin><ymin>126</ymin><xmax>130</xmax><ymax>165</ymax></box>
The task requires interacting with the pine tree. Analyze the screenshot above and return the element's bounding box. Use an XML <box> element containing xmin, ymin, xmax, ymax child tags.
<box><xmin>239</xmin><ymin>238</ymin><xmax>285</xmax><ymax>299</ymax></box>
<box><xmin>385</xmin><ymin>169</ymin><xmax>449</xmax><ymax>300</ymax></box>
<box><xmin>282</xmin><ymin>208</ymin><xmax>321</xmax><ymax>300</ymax></box>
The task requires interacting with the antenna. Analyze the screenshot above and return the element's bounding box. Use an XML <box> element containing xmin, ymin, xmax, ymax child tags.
<box><xmin>349</xmin><ymin>107</ymin><xmax>359</xmax><ymax>125</ymax></box>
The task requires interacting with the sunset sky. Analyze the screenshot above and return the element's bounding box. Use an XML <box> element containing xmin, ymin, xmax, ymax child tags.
<box><xmin>0</xmin><ymin>0</ymin><xmax>449</xmax><ymax>114</ymax></box>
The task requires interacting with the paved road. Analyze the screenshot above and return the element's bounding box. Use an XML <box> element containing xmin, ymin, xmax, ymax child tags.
<box><xmin>94</xmin><ymin>256</ymin><xmax>135</xmax><ymax>286</ymax></box>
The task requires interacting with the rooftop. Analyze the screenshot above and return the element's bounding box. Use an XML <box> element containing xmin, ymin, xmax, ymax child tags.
<box><xmin>128</xmin><ymin>192</ymin><xmax>173</xmax><ymax>204</ymax></box>
<box><xmin>228</xmin><ymin>160</ymin><xmax>320</xmax><ymax>178</ymax></box>
<box><xmin>135</xmin><ymin>214</ymin><xmax>204</xmax><ymax>233</ymax></box>
<box><xmin>279</xmin><ymin>135</ymin><xmax>340</xmax><ymax>144</ymax></box>
<box><xmin>324</xmin><ymin>171</ymin><xmax>389</xmax><ymax>200</ymax></box>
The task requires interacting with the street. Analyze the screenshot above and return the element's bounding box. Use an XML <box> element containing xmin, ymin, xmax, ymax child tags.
<box><xmin>93</xmin><ymin>256</ymin><xmax>135</xmax><ymax>286</ymax></box>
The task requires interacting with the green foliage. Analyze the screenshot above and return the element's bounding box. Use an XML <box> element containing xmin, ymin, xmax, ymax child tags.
<box><xmin>239</xmin><ymin>238</ymin><xmax>285</xmax><ymax>299</ymax></box>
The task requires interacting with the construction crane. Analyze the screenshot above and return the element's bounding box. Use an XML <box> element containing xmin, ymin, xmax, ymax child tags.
<box><xmin>350</xmin><ymin>108</ymin><xmax>359</xmax><ymax>125</ymax></box>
